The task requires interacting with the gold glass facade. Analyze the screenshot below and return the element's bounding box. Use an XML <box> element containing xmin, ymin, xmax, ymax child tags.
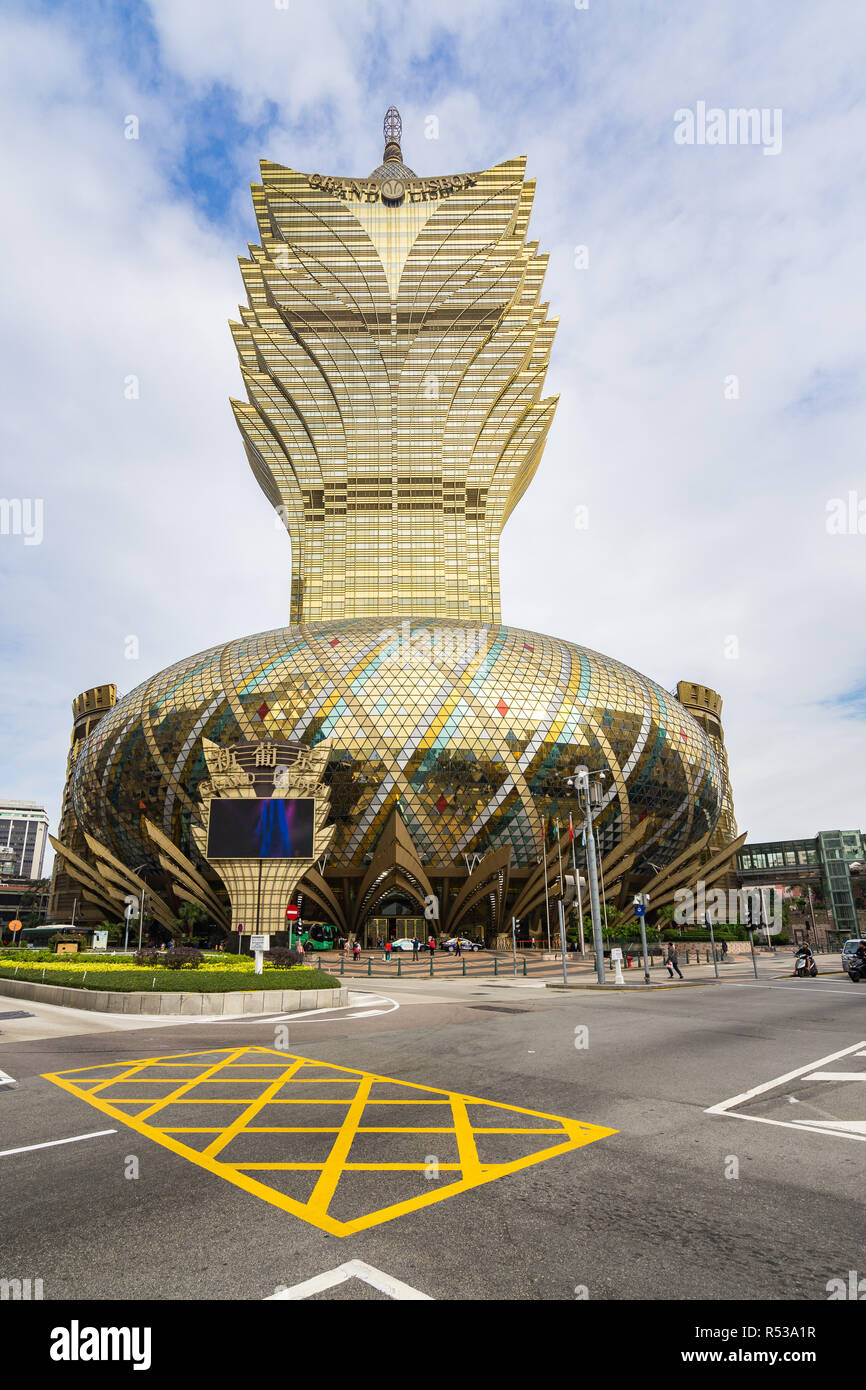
<box><xmin>52</xmin><ymin>112</ymin><xmax>734</xmax><ymax>938</ymax></box>
<box><xmin>231</xmin><ymin>123</ymin><xmax>557</xmax><ymax>624</ymax></box>
<box><xmin>70</xmin><ymin>620</ymin><xmax>723</xmax><ymax>884</ymax></box>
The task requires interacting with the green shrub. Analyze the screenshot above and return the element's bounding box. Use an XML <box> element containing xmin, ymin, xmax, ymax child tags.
<box><xmin>264</xmin><ymin>947</ymin><xmax>302</xmax><ymax>969</ymax></box>
<box><xmin>133</xmin><ymin>949</ymin><xmax>161</xmax><ymax>967</ymax></box>
<box><xmin>0</xmin><ymin>965</ymin><xmax>339</xmax><ymax>993</ymax></box>
<box><xmin>163</xmin><ymin>947</ymin><xmax>204</xmax><ymax>970</ymax></box>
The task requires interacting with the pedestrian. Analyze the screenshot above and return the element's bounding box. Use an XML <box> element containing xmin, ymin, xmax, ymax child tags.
<box><xmin>412</xmin><ymin>937</ymin><xmax>420</xmax><ymax>961</ymax></box>
<box><xmin>384</xmin><ymin>939</ymin><xmax>392</xmax><ymax>963</ymax></box>
<box><xmin>666</xmin><ymin>942</ymin><xmax>683</xmax><ymax>980</ymax></box>
<box><xmin>428</xmin><ymin>936</ymin><xmax>435</xmax><ymax>958</ymax></box>
<box><xmin>353</xmin><ymin>940</ymin><xmax>361</xmax><ymax>962</ymax></box>
<box><xmin>454</xmin><ymin>938</ymin><xmax>462</xmax><ymax>957</ymax></box>
<box><xmin>720</xmin><ymin>939</ymin><xmax>728</xmax><ymax>961</ymax></box>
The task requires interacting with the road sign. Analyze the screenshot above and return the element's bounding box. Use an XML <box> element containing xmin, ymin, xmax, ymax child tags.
<box><xmin>611</xmin><ymin>947</ymin><xmax>623</xmax><ymax>960</ymax></box>
<box><xmin>286</xmin><ymin>905</ymin><xmax>300</xmax><ymax>922</ymax></box>
<box><xmin>249</xmin><ymin>935</ymin><xmax>270</xmax><ymax>952</ymax></box>
<box><xmin>8</xmin><ymin>919</ymin><xmax>22</xmax><ymax>933</ymax></box>
<box><xmin>633</xmin><ymin>903</ymin><xmax>646</xmax><ymax>918</ymax></box>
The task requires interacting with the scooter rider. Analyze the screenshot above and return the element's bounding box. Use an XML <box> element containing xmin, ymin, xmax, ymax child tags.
<box><xmin>793</xmin><ymin>941</ymin><xmax>814</xmax><ymax>977</ymax></box>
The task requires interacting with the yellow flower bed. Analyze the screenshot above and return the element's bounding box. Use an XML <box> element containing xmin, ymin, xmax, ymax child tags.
<box><xmin>0</xmin><ymin>956</ymin><xmax>309</xmax><ymax>974</ymax></box>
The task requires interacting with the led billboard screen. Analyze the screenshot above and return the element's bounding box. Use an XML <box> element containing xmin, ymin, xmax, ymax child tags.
<box><xmin>206</xmin><ymin>798</ymin><xmax>315</xmax><ymax>860</ymax></box>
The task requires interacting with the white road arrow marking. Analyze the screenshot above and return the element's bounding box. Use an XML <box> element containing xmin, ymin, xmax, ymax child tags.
<box><xmin>267</xmin><ymin>1259</ymin><xmax>432</xmax><ymax>1301</ymax></box>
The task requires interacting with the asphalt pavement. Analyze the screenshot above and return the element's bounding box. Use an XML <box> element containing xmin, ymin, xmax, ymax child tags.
<box><xmin>0</xmin><ymin>966</ymin><xmax>863</xmax><ymax>1302</ymax></box>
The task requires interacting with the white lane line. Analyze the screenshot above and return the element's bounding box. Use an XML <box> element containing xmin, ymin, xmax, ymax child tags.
<box><xmin>0</xmin><ymin>1129</ymin><xmax>117</xmax><ymax>1159</ymax></box>
<box><xmin>713</xmin><ymin>1112</ymin><xmax>866</xmax><ymax>1143</ymax></box>
<box><xmin>705</xmin><ymin>1040</ymin><xmax>866</xmax><ymax>1114</ymax></box>
<box><xmin>792</xmin><ymin>1118</ymin><xmax>866</xmax><ymax>1135</ymax></box>
<box><xmin>803</xmin><ymin>1071</ymin><xmax>866</xmax><ymax>1082</ymax></box>
<box><xmin>211</xmin><ymin>994</ymin><xmax>399</xmax><ymax>1024</ymax></box>
<box><xmin>289</xmin><ymin>994</ymin><xmax>399</xmax><ymax>1022</ymax></box>
<box><xmin>723</xmin><ymin>982</ymin><xmax>857</xmax><ymax>995</ymax></box>
<box><xmin>267</xmin><ymin>1259</ymin><xmax>432</xmax><ymax>1301</ymax></box>
<box><xmin>0</xmin><ymin>1069</ymin><xmax>17</xmax><ymax>1088</ymax></box>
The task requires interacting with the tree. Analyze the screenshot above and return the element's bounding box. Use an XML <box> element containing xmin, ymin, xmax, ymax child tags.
<box><xmin>18</xmin><ymin>885</ymin><xmax>47</xmax><ymax>929</ymax></box>
<box><xmin>98</xmin><ymin>920</ymin><xmax>125</xmax><ymax>943</ymax></box>
<box><xmin>173</xmin><ymin>900</ymin><xmax>217</xmax><ymax>946</ymax></box>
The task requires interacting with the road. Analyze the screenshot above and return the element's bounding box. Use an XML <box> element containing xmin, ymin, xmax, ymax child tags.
<box><xmin>0</xmin><ymin>965</ymin><xmax>863</xmax><ymax>1302</ymax></box>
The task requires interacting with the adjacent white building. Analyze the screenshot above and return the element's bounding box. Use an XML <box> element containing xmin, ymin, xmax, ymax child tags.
<box><xmin>0</xmin><ymin>800</ymin><xmax>49</xmax><ymax>878</ymax></box>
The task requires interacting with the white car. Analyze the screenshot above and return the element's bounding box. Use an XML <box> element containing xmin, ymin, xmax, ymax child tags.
<box><xmin>390</xmin><ymin>937</ymin><xmax>422</xmax><ymax>952</ymax></box>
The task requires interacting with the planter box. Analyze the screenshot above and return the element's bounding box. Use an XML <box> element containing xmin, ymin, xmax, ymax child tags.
<box><xmin>0</xmin><ymin>976</ymin><xmax>348</xmax><ymax>1016</ymax></box>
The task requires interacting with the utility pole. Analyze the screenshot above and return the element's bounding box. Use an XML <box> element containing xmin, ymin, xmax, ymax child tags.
<box><xmin>569</xmin><ymin>815</ymin><xmax>585</xmax><ymax>955</ymax></box>
<box><xmin>634</xmin><ymin>893</ymin><xmax>651</xmax><ymax>984</ymax></box>
<box><xmin>137</xmin><ymin>886</ymin><xmax>146</xmax><ymax>952</ymax></box>
<box><xmin>511</xmin><ymin>916</ymin><xmax>519</xmax><ymax>977</ymax></box>
<box><xmin>704</xmin><ymin>911</ymin><xmax>720</xmax><ymax>980</ymax></box>
<box><xmin>571</xmin><ymin>767</ymin><xmax>605</xmax><ymax>985</ymax></box>
<box><xmin>557</xmin><ymin>898</ymin><xmax>568</xmax><ymax>987</ymax></box>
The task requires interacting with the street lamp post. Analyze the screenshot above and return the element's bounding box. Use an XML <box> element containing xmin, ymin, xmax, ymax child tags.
<box><xmin>567</xmin><ymin>766</ymin><xmax>607</xmax><ymax>985</ymax></box>
<box><xmin>124</xmin><ymin>864</ymin><xmax>152</xmax><ymax>953</ymax></box>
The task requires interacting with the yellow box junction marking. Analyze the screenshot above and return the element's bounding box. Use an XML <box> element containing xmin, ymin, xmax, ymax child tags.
<box><xmin>43</xmin><ymin>1047</ymin><xmax>617</xmax><ymax>1236</ymax></box>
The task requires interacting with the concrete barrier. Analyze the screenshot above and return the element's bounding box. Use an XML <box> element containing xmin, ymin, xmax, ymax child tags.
<box><xmin>0</xmin><ymin>976</ymin><xmax>349</xmax><ymax>1016</ymax></box>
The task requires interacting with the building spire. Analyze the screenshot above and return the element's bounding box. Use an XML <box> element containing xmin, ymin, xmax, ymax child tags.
<box><xmin>383</xmin><ymin>105</ymin><xmax>403</xmax><ymax>164</ymax></box>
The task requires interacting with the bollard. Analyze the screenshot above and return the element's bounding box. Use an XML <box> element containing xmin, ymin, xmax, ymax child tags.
<box><xmin>398</xmin><ymin>956</ymin><xmax>402</xmax><ymax>977</ymax></box>
<box><xmin>430</xmin><ymin>954</ymin><xmax>434</xmax><ymax>976</ymax></box>
<box><xmin>494</xmin><ymin>956</ymin><xmax>499</xmax><ymax>976</ymax></box>
<box><xmin>367</xmin><ymin>956</ymin><xmax>372</xmax><ymax>976</ymax></box>
<box><xmin>522</xmin><ymin>957</ymin><xmax>527</xmax><ymax>976</ymax></box>
<box><xmin>462</xmin><ymin>957</ymin><xmax>466</xmax><ymax>976</ymax></box>
<box><xmin>340</xmin><ymin>956</ymin><xmax>344</xmax><ymax>976</ymax></box>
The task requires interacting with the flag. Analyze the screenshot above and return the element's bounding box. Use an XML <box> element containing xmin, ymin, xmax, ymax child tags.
<box><xmin>553</xmin><ymin>818</ymin><xmax>559</xmax><ymax>840</ymax></box>
<box><xmin>568</xmin><ymin>813</ymin><xmax>574</xmax><ymax>843</ymax></box>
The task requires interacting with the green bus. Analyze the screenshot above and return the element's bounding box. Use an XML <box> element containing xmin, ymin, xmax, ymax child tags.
<box><xmin>287</xmin><ymin>922</ymin><xmax>340</xmax><ymax>952</ymax></box>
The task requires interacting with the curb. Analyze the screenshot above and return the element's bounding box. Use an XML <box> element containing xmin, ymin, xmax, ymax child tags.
<box><xmin>546</xmin><ymin>980</ymin><xmax>718</xmax><ymax>992</ymax></box>
<box><xmin>0</xmin><ymin>977</ymin><xmax>349</xmax><ymax>1017</ymax></box>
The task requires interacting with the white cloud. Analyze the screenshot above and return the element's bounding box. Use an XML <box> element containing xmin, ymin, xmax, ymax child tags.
<box><xmin>1</xmin><ymin>0</ymin><xmax>865</xmax><ymax>864</ymax></box>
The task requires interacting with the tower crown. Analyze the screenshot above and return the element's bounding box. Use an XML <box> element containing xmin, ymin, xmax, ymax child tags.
<box><xmin>231</xmin><ymin>134</ymin><xmax>559</xmax><ymax>624</ymax></box>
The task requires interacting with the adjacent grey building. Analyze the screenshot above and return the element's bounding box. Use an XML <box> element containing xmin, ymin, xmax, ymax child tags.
<box><xmin>0</xmin><ymin>800</ymin><xmax>49</xmax><ymax>879</ymax></box>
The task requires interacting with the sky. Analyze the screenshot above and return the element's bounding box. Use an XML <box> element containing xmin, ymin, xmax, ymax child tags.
<box><xmin>1</xmin><ymin>0</ymin><xmax>865</xmax><ymax>870</ymax></box>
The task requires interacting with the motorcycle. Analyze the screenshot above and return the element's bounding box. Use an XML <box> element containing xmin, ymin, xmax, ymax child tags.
<box><xmin>793</xmin><ymin>951</ymin><xmax>817</xmax><ymax>978</ymax></box>
<box><xmin>848</xmin><ymin>957</ymin><xmax>866</xmax><ymax>983</ymax></box>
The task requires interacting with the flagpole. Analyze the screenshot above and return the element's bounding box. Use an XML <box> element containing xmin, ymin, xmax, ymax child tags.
<box><xmin>556</xmin><ymin>819</ymin><xmax>565</xmax><ymax>954</ymax></box>
<box><xmin>542</xmin><ymin>817</ymin><xmax>552</xmax><ymax>953</ymax></box>
<box><xmin>570</xmin><ymin>814</ymin><xmax>585</xmax><ymax>955</ymax></box>
<box><xmin>596</xmin><ymin>826</ymin><xmax>609</xmax><ymax>936</ymax></box>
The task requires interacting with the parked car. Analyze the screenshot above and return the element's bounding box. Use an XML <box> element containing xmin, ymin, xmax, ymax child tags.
<box><xmin>841</xmin><ymin>938</ymin><xmax>866</xmax><ymax>972</ymax></box>
<box><xmin>444</xmin><ymin>937</ymin><xmax>483</xmax><ymax>952</ymax></box>
<box><xmin>390</xmin><ymin>937</ymin><xmax>420</xmax><ymax>952</ymax></box>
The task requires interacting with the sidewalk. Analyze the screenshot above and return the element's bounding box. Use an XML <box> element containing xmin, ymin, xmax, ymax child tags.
<box><xmin>317</xmin><ymin>949</ymin><xmax>794</xmax><ymax>986</ymax></box>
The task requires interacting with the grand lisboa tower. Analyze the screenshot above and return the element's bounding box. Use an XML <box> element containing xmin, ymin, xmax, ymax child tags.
<box><xmin>50</xmin><ymin>109</ymin><xmax>741</xmax><ymax>945</ymax></box>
